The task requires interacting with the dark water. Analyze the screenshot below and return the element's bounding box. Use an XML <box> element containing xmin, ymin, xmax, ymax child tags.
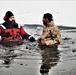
<box><xmin>0</xmin><ymin>25</ymin><xmax>76</xmax><ymax>75</ymax></box>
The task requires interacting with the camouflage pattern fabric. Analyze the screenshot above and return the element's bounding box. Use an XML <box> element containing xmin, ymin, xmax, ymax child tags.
<box><xmin>40</xmin><ymin>21</ymin><xmax>61</xmax><ymax>46</ymax></box>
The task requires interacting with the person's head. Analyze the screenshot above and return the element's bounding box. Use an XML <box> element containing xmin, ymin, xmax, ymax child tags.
<box><xmin>42</xmin><ymin>13</ymin><xmax>53</xmax><ymax>26</ymax></box>
<box><xmin>3</xmin><ymin>11</ymin><xmax>15</xmax><ymax>22</ymax></box>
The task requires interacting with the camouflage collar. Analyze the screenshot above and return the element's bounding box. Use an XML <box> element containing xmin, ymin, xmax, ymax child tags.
<box><xmin>48</xmin><ymin>21</ymin><xmax>54</xmax><ymax>27</ymax></box>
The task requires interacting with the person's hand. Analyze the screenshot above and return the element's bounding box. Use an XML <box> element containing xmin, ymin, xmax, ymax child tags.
<box><xmin>40</xmin><ymin>40</ymin><xmax>46</xmax><ymax>45</ymax></box>
<box><xmin>37</xmin><ymin>38</ymin><xmax>45</xmax><ymax>45</ymax></box>
<box><xmin>29</xmin><ymin>36</ymin><xmax>36</xmax><ymax>42</ymax></box>
<box><xmin>37</xmin><ymin>38</ymin><xmax>41</xmax><ymax>43</ymax></box>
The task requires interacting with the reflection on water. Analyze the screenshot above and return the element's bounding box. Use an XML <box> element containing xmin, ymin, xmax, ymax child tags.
<box><xmin>38</xmin><ymin>45</ymin><xmax>60</xmax><ymax>75</ymax></box>
<box><xmin>0</xmin><ymin>40</ymin><xmax>60</xmax><ymax>75</ymax></box>
<box><xmin>0</xmin><ymin>39</ymin><xmax>24</xmax><ymax>68</ymax></box>
<box><xmin>0</xmin><ymin>46</ymin><xmax>17</xmax><ymax>68</ymax></box>
<box><xmin>0</xmin><ymin>39</ymin><xmax>25</xmax><ymax>68</ymax></box>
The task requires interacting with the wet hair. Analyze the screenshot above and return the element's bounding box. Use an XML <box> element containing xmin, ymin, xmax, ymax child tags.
<box><xmin>43</xmin><ymin>13</ymin><xmax>53</xmax><ymax>22</ymax></box>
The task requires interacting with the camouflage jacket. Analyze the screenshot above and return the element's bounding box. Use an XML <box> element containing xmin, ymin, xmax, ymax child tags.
<box><xmin>40</xmin><ymin>21</ymin><xmax>61</xmax><ymax>46</ymax></box>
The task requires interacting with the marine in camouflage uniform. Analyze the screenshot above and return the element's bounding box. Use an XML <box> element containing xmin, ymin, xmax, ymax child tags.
<box><xmin>40</xmin><ymin>21</ymin><xmax>61</xmax><ymax>45</ymax></box>
<box><xmin>38</xmin><ymin>13</ymin><xmax>61</xmax><ymax>46</ymax></box>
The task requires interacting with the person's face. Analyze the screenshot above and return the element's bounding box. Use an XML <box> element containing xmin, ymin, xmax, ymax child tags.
<box><xmin>8</xmin><ymin>16</ymin><xmax>15</xmax><ymax>22</ymax></box>
<box><xmin>42</xmin><ymin>17</ymin><xmax>49</xmax><ymax>26</ymax></box>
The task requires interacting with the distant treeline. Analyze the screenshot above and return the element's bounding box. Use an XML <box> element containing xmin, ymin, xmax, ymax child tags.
<box><xmin>24</xmin><ymin>24</ymin><xmax>76</xmax><ymax>30</ymax></box>
<box><xmin>58</xmin><ymin>26</ymin><xmax>76</xmax><ymax>30</ymax></box>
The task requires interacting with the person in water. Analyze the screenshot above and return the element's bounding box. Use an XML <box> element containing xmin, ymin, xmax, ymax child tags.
<box><xmin>0</xmin><ymin>11</ymin><xmax>36</xmax><ymax>46</ymax></box>
<box><xmin>37</xmin><ymin>13</ymin><xmax>61</xmax><ymax>74</ymax></box>
<box><xmin>37</xmin><ymin>13</ymin><xmax>61</xmax><ymax>46</ymax></box>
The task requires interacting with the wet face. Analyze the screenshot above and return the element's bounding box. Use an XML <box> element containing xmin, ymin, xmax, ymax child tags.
<box><xmin>42</xmin><ymin>17</ymin><xmax>49</xmax><ymax>26</ymax></box>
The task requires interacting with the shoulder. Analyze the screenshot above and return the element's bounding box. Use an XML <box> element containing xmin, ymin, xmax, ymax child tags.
<box><xmin>0</xmin><ymin>22</ymin><xmax>6</xmax><ymax>29</ymax></box>
<box><xmin>14</xmin><ymin>23</ymin><xmax>21</xmax><ymax>28</ymax></box>
<box><xmin>52</xmin><ymin>25</ymin><xmax>60</xmax><ymax>31</ymax></box>
<box><xmin>50</xmin><ymin>25</ymin><xmax>60</xmax><ymax>35</ymax></box>
<box><xmin>18</xmin><ymin>24</ymin><xmax>21</xmax><ymax>28</ymax></box>
<box><xmin>2</xmin><ymin>22</ymin><xmax>6</xmax><ymax>26</ymax></box>
<box><xmin>18</xmin><ymin>24</ymin><xmax>23</xmax><ymax>28</ymax></box>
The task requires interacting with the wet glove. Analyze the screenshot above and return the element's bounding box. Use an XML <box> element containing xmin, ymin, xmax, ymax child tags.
<box><xmin>29</xmin><ymin>36</ymin><xmax>36</xmax><ymax>42</ymax></box>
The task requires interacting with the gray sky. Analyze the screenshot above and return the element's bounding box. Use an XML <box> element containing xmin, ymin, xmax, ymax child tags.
<box><xmin>0</xmin><ymin>0</ymin><xmax>76</xmax><ymax>27</ymax></box>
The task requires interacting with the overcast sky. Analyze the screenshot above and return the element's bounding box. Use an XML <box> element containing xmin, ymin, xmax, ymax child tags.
<box><xmin>0</xmin><ymin>0</ymin><xmax>76</xmax><ymax>27</ymax></box>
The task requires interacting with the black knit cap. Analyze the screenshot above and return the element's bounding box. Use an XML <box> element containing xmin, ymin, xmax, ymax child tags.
<box><xmin>4</xmin><ymin>11</ymin><xmax>14</xmax><ymax>21</ymax></box>
<box><xmin>43</xmin><ymin>13</ymin><xmax>53</xmax><ymax>22</ymax></box>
